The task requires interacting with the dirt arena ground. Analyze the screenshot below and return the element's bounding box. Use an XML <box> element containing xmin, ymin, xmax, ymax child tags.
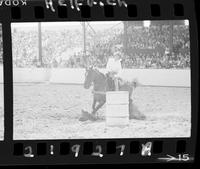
<box><xmin>0</xmin><ymin>83</ymin><xmax>3</xmax><ymax>140</ymax></box>
<box><xmin>10</xmin><ymin>83</ymin><xmax>191</xmax><ymax>140</ymax></box>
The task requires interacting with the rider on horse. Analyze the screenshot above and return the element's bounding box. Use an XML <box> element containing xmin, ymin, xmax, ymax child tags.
<box><xmin>80</xmin><ymin>45</ymin><xmax>146</xmax><ymax>121</ymax></box>
<box><xmin>106</xmin><ymin>51</ymin><xmax>122</xmax><ymax>91</ymax></box>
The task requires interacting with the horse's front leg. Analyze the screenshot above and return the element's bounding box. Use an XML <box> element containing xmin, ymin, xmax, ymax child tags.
<box><xmin>92</xmin><ymin>99</ymin><xmax>97</xmax><ymax>113</ymax></box>
<box><xmin>91</xmin><ymin>100</ymin><xmax>106</xmax><ymax>116</ymax></box>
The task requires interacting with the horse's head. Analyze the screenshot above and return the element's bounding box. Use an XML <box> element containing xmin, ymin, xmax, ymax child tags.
<box><xmin>84</xmin><ymin>66</ymin><xmax>96</xmax><ymax>89</ymax></box>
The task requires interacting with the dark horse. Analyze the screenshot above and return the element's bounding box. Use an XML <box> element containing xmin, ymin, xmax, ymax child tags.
<box><xmin>81</xmin><ymin>66</ymin><xmax>145</xmax><ymax>120</ymax></box>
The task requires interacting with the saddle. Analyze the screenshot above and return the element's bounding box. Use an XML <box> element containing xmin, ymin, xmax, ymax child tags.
<box><xmin>106</xmin><ymin>73</ymin><xmax>123</xmax><ymax>91</ymax></box>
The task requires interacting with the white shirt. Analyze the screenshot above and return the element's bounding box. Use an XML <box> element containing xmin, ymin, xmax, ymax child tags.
<box><xmin>106</xmin><ymin>57</ymin><xmax>122</xmax><ymax>76</ymax></box>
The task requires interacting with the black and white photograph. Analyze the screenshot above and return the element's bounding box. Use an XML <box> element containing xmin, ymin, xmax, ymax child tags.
<box><xmin>12</xmin><ymin>20</ymin><xmax>191</xmax><ymax>140</ymax></box>
<box><xmin>0</xmin><ymin>23</ymin><xmax>3</xmax><ymax>140</ymax></box>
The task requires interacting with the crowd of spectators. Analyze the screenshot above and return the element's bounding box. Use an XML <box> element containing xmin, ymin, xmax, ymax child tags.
<box><xmin>12</xmin><ymin>23</ymin><xmax>190</xmax><ymax>69</ymax></box>
<box><xmin>127</xmin><ymin>26</ymin><xmax>169</xmax><ymax>50</ymax></box>
<box><xmin>122</xmin><ymin>52</ymin><xmax>190</xmax><ymax>69</ymax></box>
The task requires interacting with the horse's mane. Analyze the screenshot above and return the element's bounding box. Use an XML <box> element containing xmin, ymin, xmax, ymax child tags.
<box><xmin>93</xmin><ymin>68</ymin><xmax>106</xmax><ymax>78</ymax></box>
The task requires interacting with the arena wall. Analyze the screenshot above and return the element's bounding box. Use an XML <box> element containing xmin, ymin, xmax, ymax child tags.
<box><xmin>0</xmin><ymin>66</ymin><xmax>3</xmax><ymax>83</ymax></box>
<box><xmin>0</xmin><ymin>67</ymin><xmax>191</xmax><ymax>87</ymax></box>
<box><xmin>49</xmin><ymin>68</ymin><xmax>85</xmax><ymax>84</ymax></box>
<box><xmin>49</xmin><ymin>68</ymin><xmax>191</xmax><ymax>87</ymax></box>
<box><xmin>13</xmin><ymin>68</ymin><xmax>51</xmax><ymax>83</ymax></box>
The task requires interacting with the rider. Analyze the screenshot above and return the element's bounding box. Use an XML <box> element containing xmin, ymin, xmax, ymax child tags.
<box><xmin>106</xmin><ymin>48</ymin><xmax>122</xmax><ymax>91</ymax></box>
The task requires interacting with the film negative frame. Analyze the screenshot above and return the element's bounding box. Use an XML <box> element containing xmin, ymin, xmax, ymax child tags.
<box><xmin>0</xmin><ymin>0</ymin><xmax>199</xmax><ymax>166</ymax></box>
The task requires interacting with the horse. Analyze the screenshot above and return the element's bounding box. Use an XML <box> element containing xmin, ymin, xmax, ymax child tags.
<box><xmin>81</xmin><ymin>66</ymin><xmax>145</xmax><ymax>121</ymax></box>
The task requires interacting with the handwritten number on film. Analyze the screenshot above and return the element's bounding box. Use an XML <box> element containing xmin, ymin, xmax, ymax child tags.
<box><xmin>92</xmin><ymin>145</ymin><xmax>103</xmax><ymax>157</ymax></box>
<box><xmin>23</xmin><ymin>144</ymin><xmax>126</xmax><ymax>157</ymax></box>
<box><xmin>116</xmin><ymin>145</ymin><xmax>125</xmax><ymax>156</ymax></box>
<box><xmin>71</xmin><ymin>144</ymin><xmax>80</xmax><ymax>157</ymax></box>
<box><xmin>24</xmin><ymin>146</ymin><xmax>34</xmax><ymax>158</ymax></box>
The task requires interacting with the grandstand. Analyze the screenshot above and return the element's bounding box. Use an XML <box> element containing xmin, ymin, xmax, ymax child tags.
<box><xmin>11</xmin><ymin>21</ymin><xmax>190</xmax><ymax>69</ymax></box>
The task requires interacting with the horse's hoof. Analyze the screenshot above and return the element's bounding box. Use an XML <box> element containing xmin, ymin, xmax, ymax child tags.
<box><xmin>141</xmin><ymin>116</ymin><xmax>146</xmax><ymax>120</ymax></box>
<box><xmin>89</xmin><ymin>114</ymin><xmax>97</xmax><ymax>121</ymax></box>
<box><xmin>79</xmin><ymin>117</ymin><xmax>88</xmax><ymax>122</ymax></box>
<box><xmin>81</xmin><ymin>109</ymin><xmax>89</xmax><ymax>114</ymax></box>
<box><xmin>80</xmin><ymin>110</ymin><xmax>90</xmax><ymax>121</ymax></box>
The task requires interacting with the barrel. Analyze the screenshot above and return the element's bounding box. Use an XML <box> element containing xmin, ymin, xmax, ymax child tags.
<box><xmin>106</xmin><ymin>91</ymin><xmax>129</xmax><ymax>127</ymax></box>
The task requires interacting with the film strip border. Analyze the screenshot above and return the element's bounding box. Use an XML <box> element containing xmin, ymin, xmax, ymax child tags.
<box><xmin>11</xmin><ymin>139</ymin><xmax>193</xmax><ymax>164</ymax></box>
<box><xmin>0</xmin><ymin>0</ymin><xmax>194</xmax><ymax>21</ymax></box>
<box><xmin>0</xmin><ymin>0</ymin><xmax>199</xmax><ymax>166</ymax></box>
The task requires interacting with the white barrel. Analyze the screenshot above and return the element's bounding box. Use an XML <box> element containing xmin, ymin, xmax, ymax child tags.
<box><xmin>106</xmin><ymin>91</ymin><xmax>129</xmax><ymax>127</ymax></box>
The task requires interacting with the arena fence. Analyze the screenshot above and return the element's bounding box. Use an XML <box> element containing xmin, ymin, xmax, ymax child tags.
<box><xmin>0</xmin><ymin>67</ymin><xmax>191</xmax><ymax>87</ymax></box>
<box><xmin>0</xmin><ymin>66</ymin><xmax>2</xmax><ymax>83</ymax></box>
